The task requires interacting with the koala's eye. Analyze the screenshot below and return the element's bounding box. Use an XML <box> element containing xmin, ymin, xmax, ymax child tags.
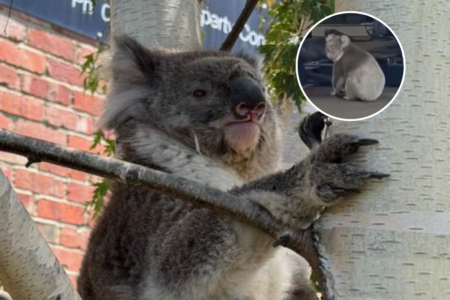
<box><xmin>193</xmin><ymin>89</ymin><xmax>207</xmax><ymax>98</ymax></box>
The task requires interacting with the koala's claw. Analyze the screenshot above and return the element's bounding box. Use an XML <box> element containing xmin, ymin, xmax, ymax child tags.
<box><xmin>310</xmin><ymin>163</ymin><xmax>389</xmax><ymax>205</ymax></box>
<box><xmin>368</xmin><ymin>172</ymin><xmax>390</xmax><ymax>179</ymax></box>
<box><xmin>356</xmin><ymin>138</ymin><xmax>379</xmax><ymax>146</ymax></box>
<box><xmin>333</xmin><ymin>187</ymin><xmax>361</xmax><ymax>196</ymax></box>
<box><xmin>312</xmin><ymin>134</ymin><xmax>379</xmax><ymax>163</ymax></box>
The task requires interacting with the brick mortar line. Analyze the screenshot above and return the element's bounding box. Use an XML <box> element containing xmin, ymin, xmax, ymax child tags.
<box><xmin>0</xmin><ymin>109</ymin><xmax>102</xmax><ymax>142</ymax></box>
<box><xmin>32</xmin><ymin>216</ymin><xmax>92</xmax><ymax>232</ymax></box>
<box><xmin>47</xmin><ymin>243</ymin><xmax>87</xmax><ymax>255</ymax></box>
<box><xmin>1</xmin><ymin>62</ymin><xmax>108</xmax><ymax>99</ymax></box>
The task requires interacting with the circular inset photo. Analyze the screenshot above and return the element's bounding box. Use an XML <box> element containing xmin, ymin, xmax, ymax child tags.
<box><xmin>296</xmin><ymin>11</ymin><xmax>405</xmax><ymax>121</ymax></box>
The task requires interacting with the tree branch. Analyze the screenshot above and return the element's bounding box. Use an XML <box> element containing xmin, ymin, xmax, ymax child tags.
<box><xmin>0</xmin><ymin>129</ymin><xmax>329</xmax><ymax>299</ymax></box>
<box><xmin>220</xmin><ymin>0</ymin><xmax>260</xmax><ymax>51</ymax></box>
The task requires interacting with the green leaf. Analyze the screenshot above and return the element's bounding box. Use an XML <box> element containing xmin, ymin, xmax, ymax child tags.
<box><xmin>85</xmin><ymin>179</ymin><xmax>111</xmax><ymax>218</ymax></box>
<box><xmin>259</xmin><ymin>0</ymin><xmax>334</xmax><ymax>109</ymax></box>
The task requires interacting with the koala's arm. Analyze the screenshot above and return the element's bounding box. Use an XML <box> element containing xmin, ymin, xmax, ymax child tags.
<box><xmin>232</xmin><ymin>133</ymin><xmax>386</xmax><ymax>231</ymax></box>
<box><xmin>331</xmin><ymin>64</ymin><xmax>345</xmax><ymax>96</ymax></box>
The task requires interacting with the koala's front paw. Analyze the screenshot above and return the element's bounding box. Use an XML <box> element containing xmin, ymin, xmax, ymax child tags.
<box><xmin>306</xmin><ymin>133</ymin><xmax>388</xmax><ymax>206</ymax></box>
<box><xmin>309</xmin><ymin>162</ymin><xmax>388</xmax><ymax>206</ymax></box>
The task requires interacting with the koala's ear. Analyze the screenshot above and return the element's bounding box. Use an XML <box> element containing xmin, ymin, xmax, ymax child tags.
<box><xmin>111</xmin><ymin>35</ymin><xmax>161</xmax><ymax>85</ymax></box>
<box><xmin>340</xmin><ymin>35</ymin><xmax>351</xmax><ymax>48</ymax></box>
<box><xmin>325</xmin><ymin>33</ymin><xmax>336</xmax><ymax>42</ymax></box>
<box><xmin>234</xmin><ymin>51</ymin><xmax>262</xmax><ymax>70</ymax></box>
<box><xmin>99</xmin><ymin>36</ymin><xmax>162</xmax><ymax>130</ymax></box>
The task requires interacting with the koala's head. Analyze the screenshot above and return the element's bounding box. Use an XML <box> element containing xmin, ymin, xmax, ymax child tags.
<box><xmin>325</xmin><ymin>34</ymin><xmax>351</xmax><ymax>62</ymax></box>
<box><xmin>100</xmin><ymin>36</ymin><xmax>281</xmax><ymax>173</ymax></box>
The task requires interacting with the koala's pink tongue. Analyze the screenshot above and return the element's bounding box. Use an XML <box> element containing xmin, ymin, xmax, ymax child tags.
<box><xmin>224</xmin><ymin>122</ymin><xmax>260</xmax><ymax>153</ymax></box>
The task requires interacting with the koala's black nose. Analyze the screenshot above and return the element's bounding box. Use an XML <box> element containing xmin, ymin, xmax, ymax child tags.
<box><xmin>230</xmin><ymin>76</ymin><xmax>266</xmax><ymax>120</ymax></box>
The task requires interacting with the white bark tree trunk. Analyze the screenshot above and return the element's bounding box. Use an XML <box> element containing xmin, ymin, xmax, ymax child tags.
<box><xmin>110</xmin><ymin>0</ymin><xmax>202</xmax><ymax>49</ymax></box>
<box><xmin>316</xmin><ymin>1</ymin><xmax>450</xmax><ymax>299</ymax></box>
<box><xmin>0</xmin><ymin>171</ymin><xmax>82</xmax><ymax>300</ymax></box>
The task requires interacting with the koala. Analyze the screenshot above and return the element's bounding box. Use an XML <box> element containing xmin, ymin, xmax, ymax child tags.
<box><xmin>325</xmin><ymin>33</ymin><xmax>385</xmax><ymax>101</ymax></box>
<box><xmin>77</xmin><ymin>35</ymin><xmax>388</xmax><ymax>300</ymax></box>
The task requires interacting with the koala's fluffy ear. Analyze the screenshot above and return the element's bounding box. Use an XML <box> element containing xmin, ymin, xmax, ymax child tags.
<box><xmin>340</xmin><ymin>35</ymin><xmax>351</xmax><ymax>48</ymax></box>
<box><xmin>111</xmin><ymin>35</ymin><xmax>161</xmax><ymax>85</ymax></box>
<box><xmin>99</xmin><ymin>35</ymin><xmax>161</xmax><ymax>130</ymax></box>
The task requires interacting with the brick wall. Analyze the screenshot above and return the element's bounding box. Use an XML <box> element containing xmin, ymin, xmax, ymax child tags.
<box><xmin>0</xmin><ymin>7</ymin><xmax>105</xmax><ymax>286</ymax></box>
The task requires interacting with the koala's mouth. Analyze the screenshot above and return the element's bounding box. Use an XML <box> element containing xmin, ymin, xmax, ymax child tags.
<box><xmin>223</xmin><ymin>119</ymin><xmax>261</xmax><ymax>154</ymax></box>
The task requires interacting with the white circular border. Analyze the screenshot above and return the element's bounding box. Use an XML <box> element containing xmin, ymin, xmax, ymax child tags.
<box><xmin>295</xmin><ymin>11</ymin><xmax>406</xmax><ymax>122</ymax></box>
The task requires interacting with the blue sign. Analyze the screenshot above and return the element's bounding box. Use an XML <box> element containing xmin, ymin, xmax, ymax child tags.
<box><xmin>0</xmin><ymin>0</ymin><xmax>269</xmax><ymax>53</ymax></box>
<box><xmin>200</xmin><ymin>2</ymin><xmax>268</xmax><ymax>53</ymax></box>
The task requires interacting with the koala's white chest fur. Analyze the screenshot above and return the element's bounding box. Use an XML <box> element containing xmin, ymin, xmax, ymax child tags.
<box><xmin>131</xmin><ymin>129</ymin><xmax>303</xmax><ymax>300</ymax></box>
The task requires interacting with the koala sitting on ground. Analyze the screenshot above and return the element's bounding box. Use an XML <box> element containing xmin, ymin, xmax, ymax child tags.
<box><xmin>77</xmin><ymin>35</ymin><xmax>388</xmax><ymax>300</ymax></box>
<box><xmin>325</xmin><ymin>32</ymin><xmax>385</xmax><ymax>101</ymax></box>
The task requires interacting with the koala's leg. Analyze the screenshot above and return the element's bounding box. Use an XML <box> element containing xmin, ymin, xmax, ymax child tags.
<box><xmin>343</xmin><ymin>76</ymin><xmax>357</xmax><ymax>100</ymax></box>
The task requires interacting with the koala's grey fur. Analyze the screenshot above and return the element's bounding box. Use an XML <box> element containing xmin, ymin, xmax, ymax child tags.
<box><xmin>326</xmin><ymin>34</ymin><xmax>385</xmax><ymax>101</ymax></box>
<box><xmin>77</xmin><ymin>35</ymin><xmax>387</xmax><ymax>300</ymax></box>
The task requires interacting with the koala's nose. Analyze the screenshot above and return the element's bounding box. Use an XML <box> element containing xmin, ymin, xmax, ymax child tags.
<box><xmin>230</xmin><ymin>76</ymin><xmax>266</xmax><ymax>120</ymax></box>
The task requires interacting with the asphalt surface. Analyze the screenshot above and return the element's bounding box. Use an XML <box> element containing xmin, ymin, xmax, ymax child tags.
<box><xmin>303</xmin><ymin>86</ymin><xmax>399</xmax><ymax>120</ymax></box>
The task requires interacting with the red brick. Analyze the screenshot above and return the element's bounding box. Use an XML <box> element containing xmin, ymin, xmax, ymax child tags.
<box><xmin>20</xmin><ymin>73</ymin><xmax>49</xmax><ymax>99</ymax></box>
<box><xmin>48</xmin><ymin>58</ymin><xmax>84</xmax><ymax>86</ymax></box>
<box><xmin>0</xmin><ymin>113</ymin><xmax>15</xmax><ymax>130</ymax></box>
<box><xmin>51</xmin><ymin>246</ymin><xmax>83</xmax><ymax>272</ymax></box>
<box><xmin>68</xmin><ymin>135</ymin><xmax>103</xmax><ymax>153</ymax></box>
<box><xmin>0</xmin><ymin>90</ymin><xmax>44</xmax><ymax>121</ymax></box>
<box><xmin>14</xmin><ymin>169</ymin><xmax>65</xmax><ymax>198</ymax></box>
<box><xmin>0</xmin><ymin>39</ymin><xmax>46</xmax><ymax>73</ymax></box>
<box><xmin>73</xmin><ymin>91</ymin><xmax>103</xmax><ymax>116</ymax></box>
<box><xmin>67</xmin><ymin>182</ymin><xmax>94</xmax><ymax>204</ymax></box>
<box><xmin>40</xmin><ymin>162</ymin><xmax>89</xmax><ymax>181</ymax></box>
<box><xmin>39</xmin><ymin>163</ymin><xmax>68</xmax><ymax>177</ymax></box>
<box><xmin>68</xmin><ymin>169</ymin><xmax>89</xmax><ymax>181</ymax></box>
<box><xmin>46</xmin><ymin>106</ymin><xmax>94</xmax><ymax>134</ymax></box>
<box><xmin>48</xmin><ymin>83</ymin><xmax>71</xmax><ymax>105</ymax></box>
<box><xmin>37</xmin><ymin>199</ymin><xmax>84</xmax><ymax>225</ymax></box>
<box><xmin>15</xmin><ymin>120</ymin><xmax>67</xmax><ymax>145</ymax></box>
<box><xmin>60</xmin><ymin>227</ymin><xmax>90</xmax><ymax>251</ymax></box>
<box><xmin>28</xmin><ymin>29</ymin><xmax>77</xmax><ymax>61</ymax></box>
<box><xmin>17</xmin><ymin>193</ymin><xmax>34</xmax><ymax>213</ymax></box>
<box><xmin>0</xmin><ymin>14</ymin><xmax>27</xmax><ymax>41</ymax></box>
<box><xmin>20</xmin><ymin>73</ymin><xmax>72</xmax><ymax>105</ymax></box>
<box><xmin>0</xmin><ymin>152</ymin><xmax>27</xmax><ymax>165</ymax></box>
<box><xmin>0</xmin><ymin>64</ymin><xmax>18</xmax><ymax>88</ymax></box>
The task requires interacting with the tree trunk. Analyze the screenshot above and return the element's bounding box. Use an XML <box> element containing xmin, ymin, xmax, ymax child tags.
<box><xmin>316</xmin><ymin>1</ymin><xmax>450</xmax><ymax>299</ymax></box>
<box><xmin>110</xmin><ymin>0</ymin><xmax>202</xmax><ymax>49</ymax></box>
<box><xmin>0</xmin><ymin>171</ymin><xmax>82</xmax><ymax>300</ymax></box>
